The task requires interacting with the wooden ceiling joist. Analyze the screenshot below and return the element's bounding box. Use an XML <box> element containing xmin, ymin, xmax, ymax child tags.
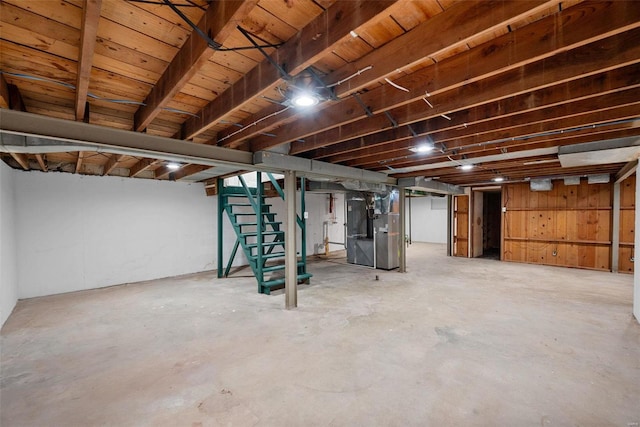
<box><xmin>75</xmin><ymin>0</ymin><xmax>102</xmax><ymax>121</ymax></box>
<box><xmin>75</xmin><ymin>152</ymin><xmax>85</xmax><ymax>174</ymax></box>
<box><xmin>287</xmin><ymin>27</ymin><xmax>640</xmax><ymax>156</ymax></box>
<box><xmin>129</xmin><ymin>158</ymin><xmax>159</xmax><ymax>177</ymax></box>
<box><xmin>134</xmin><ymin>0</ymin><xmax>259</xmax><ymax>132</ymax></box>
<box><xmin>307</xmin><ymin>64</ymin><xmax>640</xmax><ymax>162</ymax></box>
<box><xmin>35</xmin><ymin>154</ymin><xmax>48</xmax><ymax>172</ymax></box>
<box><xmin>250</xmin><ymin>0</ymin><xmax>640</xmax><ymax>153</ymax></box>
<box><xmin>216</xmin><ymin>0</ymin><xmax>559</xmax><ymax>148</ymax></box>
<box><xmin>172</xmin><ymin>164</ymin><xmax>211</xmax><ymax>180</ymax></box>
<box><xmin>364</xmin><ymin>102</ymin><xmax>640</xmax><ymax>169</ymax></box>
<box><xmin>375</xmin><ymin>121</ymin><xmax>640</xmax><ymax>174</ymax></box>
<box><xmin>9</xmin><ymin>153</ymin><xmax>29</xmax><ymax>170</ymax></box>
<box><xmin>181</xmin><ymin>0</ymin><xmax>398</xmax><ymax>141</ymax></box>
<box><xmin>340</xmin><ymin>90</ymin><xmax>640</xmax><ymax>167</ymax></box>
<box><xmin>102</xmin><ymin>154</ymin><xmax>125</xmax><ymax>176</ymax></box>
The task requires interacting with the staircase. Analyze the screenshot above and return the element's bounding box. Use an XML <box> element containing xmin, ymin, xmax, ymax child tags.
<box><xmin>217</xmin><ymin>172</ymin><xmax>312</xmax><ymax>294</ymax></box>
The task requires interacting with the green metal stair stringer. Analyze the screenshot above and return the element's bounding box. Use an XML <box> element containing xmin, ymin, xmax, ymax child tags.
<box><xmin>217</xmin><ymin>172</ymin><xmax>311</xmax><ymax>294</ymax></box>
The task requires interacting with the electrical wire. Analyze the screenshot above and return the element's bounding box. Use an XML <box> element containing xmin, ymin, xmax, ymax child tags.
<box><xmin>384</xmin><ymin>77</ymin><xmax>410</xmax><ymax>92</ymax></box>
<box><xmin>1</xmin><ymin>71</ymin><xmax>200</xmax><ymax>117</ymax></box>
<box><xmin>217</xmin><ymin>106</ymin><xmax>291</xmax><ymax>143</ymax></box>
<box><xmin>325</xmin><ymin>66</ymin><xmax>373</xmax><ymax>88</ymax></box>
<box><xmin>162</xmin><ymin>0</ymin><xmax>283</xmax><ymax>52</ymax></box>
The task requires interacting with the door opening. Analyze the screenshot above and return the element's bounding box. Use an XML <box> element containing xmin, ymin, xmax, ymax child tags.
<box><xmin>481</xmin><ymin>191</ymin><xmax>501</xmax><ymax>260</ymax></box>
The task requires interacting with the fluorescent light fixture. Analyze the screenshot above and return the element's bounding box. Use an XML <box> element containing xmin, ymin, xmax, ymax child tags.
<box><xmin>459</xmin><ymin>164</ymin><xmax>474</xmax><ymax>171</ymax></box>
<box><xmin>291</xmin><ymin>92</ymin><xmax>319</xmax><ymax>107</ymax></box>
<box><xmin>166</xmin><ymin>162</ymin><xmax>181</xmax><ymax>170</ymax></box>
<box><xmin>492</xmin><ymin>176</ymin><xmax>505</xmax><ymax>182</ymax></box>
<box><xmin>587</xmin><ymin>174</ymin><xmax>610</xmax><ymax>184</ymax></box>
<box><xmin>409</xmin><ymin>144</ymin><xmax>434</xmax><ymax>154</ymax></box>
<box><xmin>530</xmin><ymin>178</ymin><xmax>553</xmax><ymax>191</ymax></box>
<box><xmin>563</xmin><ymin>176</ymin><xmax>581</xmax><ymax>185</ymax></box>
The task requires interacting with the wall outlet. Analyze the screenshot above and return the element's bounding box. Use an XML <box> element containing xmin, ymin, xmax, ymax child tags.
<box><xmin>304</xmin><ymin>211</ymin><xmax>309</xmax><ymax>219</ymax></box>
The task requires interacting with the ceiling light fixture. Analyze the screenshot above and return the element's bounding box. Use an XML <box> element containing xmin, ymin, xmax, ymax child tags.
<box><xmin>459</xmin><ymin>164</ymin><xmax>474</xmax><ymax>171</ymax></box>
<box><xmin>492</xmin><ymin>176</ymin><xmax>505</xmax><ymax>182</ymax></box>
<box><xmin>167</xmin><ymin>162</ymin><xmax>181</xmax><ymax>170</ymax></box>
<box><xmin>291</xmin><ymin>92</ymin><xmax>319</xmax><ymax>107</ymax></box>
<box><xmin>409</xmin><ymin>143</ymin><xmax>435</xmax><ymax>154</ymax></box>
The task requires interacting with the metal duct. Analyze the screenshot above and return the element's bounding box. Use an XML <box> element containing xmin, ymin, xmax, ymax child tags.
<box><xmin>558</xmin><ymin>137</ymin><xmax>640</xmax><ymax>167</ymax></box>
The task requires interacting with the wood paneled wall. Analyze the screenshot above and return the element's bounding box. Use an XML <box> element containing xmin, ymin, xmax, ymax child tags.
<box><xmin>453</xmin><ymin>195</ymin><xmax>469</xmax><ymax>257</ymax></box>
<box><xmin>503</xmin><ymin>180</ymin><xmax>612</xmax><ymax>271</ymax></box>
<box><xmin>618</xmin><ymin>174</ymin><xmax>635</xmax><ymax>273</ymax></box>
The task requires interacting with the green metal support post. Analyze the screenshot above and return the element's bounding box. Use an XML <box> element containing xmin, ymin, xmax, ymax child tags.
<box><xmin>256</xmin><ymin>172</ymin><xmax>264</xmax><ymax>293</ymax></box>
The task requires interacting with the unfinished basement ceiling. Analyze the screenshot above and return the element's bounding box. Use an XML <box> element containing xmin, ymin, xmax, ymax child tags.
<box><xmin>0</xmin><ymin>0</ymin><xmax>639</xmax><ymax>187</ymax></box>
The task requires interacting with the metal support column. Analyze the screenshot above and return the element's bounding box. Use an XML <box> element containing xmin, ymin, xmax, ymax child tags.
<box><xmin>300</xmin><ymin>176</ymin><xmax>307</xmax><ymax>265</ymax></box>
<box><xmin>217</xmin><ymin>178</ymin><xmax>224</xmax><ymax>278</ymax></box>
<box><xmin>447</xmin><ymin>195</ymin><xmax>453</xmax><ymax>257</ymax></box>
<box><xmin>612</xmin><ymin>181</ymin><xmax>621</xmax><ymax>273</ymax></box>
<box><xmin>398</xmin><ymin>187</ymin><xmax>407</xmax><ymax>273</ymax></box>
<box><xmin>256</xmin><ymin>172</ymin><xmax>264</xmax><ymax>291</ymax></box>
<box><xmin>285</xmin><ymin>170</ymin><xmax>298</xmax><ymax>309</ymax></box>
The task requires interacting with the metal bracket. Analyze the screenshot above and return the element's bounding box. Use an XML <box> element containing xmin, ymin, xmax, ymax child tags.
<box><xmin>352</xmin><ymin>93</ymin><xmax>373</xmax><ymax>117</ymax></box>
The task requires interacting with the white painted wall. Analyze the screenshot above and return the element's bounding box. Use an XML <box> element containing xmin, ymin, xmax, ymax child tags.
<box><xmin>15</xmin><ymin>172</ymin><xmax>220</xmax><ymax>299</ymax></box>
<box><xmin>269</xmin><ymin>191</ymin><xmax>346</xmax><ymax>256</ymax></box>
<box><xmin>0</xmin><ymin>162</ymin><xmax>18</xmax><ymax>327</ymax></box>
<box><xmin>406</xmin><ymin>196</ymin><xmax>448</xmax><ymax>244</ymax></box>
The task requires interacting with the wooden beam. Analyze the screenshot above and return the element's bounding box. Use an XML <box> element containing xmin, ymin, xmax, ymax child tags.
<box><xmin>0</xmin><ymin>73</ymin><xmax>9</xmax><ymax>109</ymax></box>
<box><xmin>10</xmin><ymin>153</ymin><xmax>29</xmax><ymax>170</ymax></box>
<box><xmin>249</xmin><ymin>1</ymin><xmax>640</xmax><ymax>152</ymax></box>
<box><xmin>338</xmin><ymin>88</ymin><xmax>640</xmax><ymax>167</ymax></box>
<box><xmin>134</xmin><ymin>0</ymin><xmax>258</xmax><ymax>132</ymax></box>
<box><xmin>35</xmin><ymin>154</ymin><xmax>48</xmax><ymax>172</ymax></box>
<box><xmin>129</xmin><ymin>158</ymin><xmax>158</xmax><ymax>177</ymax></box>
<box><xmin>181</xmin><ymin>1</ymin><xmax>398</xmax><ymax>140</ymax></box>
<box><xmin>616</xmin><ymin>160</ymin><xmax>638</xmax><ymax>183</ymax></box>
<box><xmin>102</xmin><ymin>154</ymin><xmax>125</xmax><ymax>176</ymax></box>
<box><xmin>75</xmin><ymin>0</ymin><xmax>102</xmax><ymax>121</ymax></box>
<box><xmin>359</xmin><ymin>103</ymin><xmax>640</xmax><ymax>170</ymax></box>
<box><xmin>286</xmin><ymin>27</ymin><xmax>640</xmax><ymax>156</ymax></box>
<box><xmin>75</xmin><ymin>152</ymin><xmax>85</xmax><ymax>174</ymax></box>
<box><xmin>217</xmin><ymin>0</ymin><xmax>558</xmax><ymax>148</ymax></box>
<box><xmin>307</xmin><ymin>64</ymin><xmax>640</xmax><ymax>161</ymax></box>
<box><xmin>328</xmin><ymin>0</ymin><xmax>557</xmax><ymax>99</ymax></box>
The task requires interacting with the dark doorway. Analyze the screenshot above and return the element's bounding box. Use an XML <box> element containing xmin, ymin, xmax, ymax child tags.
<box><xmin>481</xmin><ymin>191</ymin><xmax>501</xmax><ymax>260</ymax></box>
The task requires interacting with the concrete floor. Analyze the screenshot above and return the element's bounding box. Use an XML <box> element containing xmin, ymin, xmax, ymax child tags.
<box><xmin>1</xmin><ymin>243</ymin><xmax>639</xmax><ymax>426</ymax></box>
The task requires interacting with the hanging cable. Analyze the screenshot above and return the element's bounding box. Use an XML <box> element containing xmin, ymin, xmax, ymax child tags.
<box><xmin>237</xmin><ymin>25</ymin><xmax>291</xmax><ymax>80</ymax></box>
<box><xmin>325</xmin><ymin>65</ymin><xmax>373</xmax><ymax>88</ymax></box>
<box><xmin>162</xmin><ymin>0</ymin><xmax>221</xmax><ymax>49</ymax></box>
<box><xmin>162</xmin><ymin>0</ymin><xmax>283</xmax><ymax>52</ymax></box>
<box><xmin>384</xmin><ymin>77</ymin><xmax>410</xmax><ymax>93</ymax></box>
<box><xmin>0</xmin><ymin>71</ymin><xmax>199</xmax><ymax>117</ymax></box>
<box><xmin>217</xmin><ymin>106</ymin><xmax>291</xmax><ymax>143</ymax></box>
